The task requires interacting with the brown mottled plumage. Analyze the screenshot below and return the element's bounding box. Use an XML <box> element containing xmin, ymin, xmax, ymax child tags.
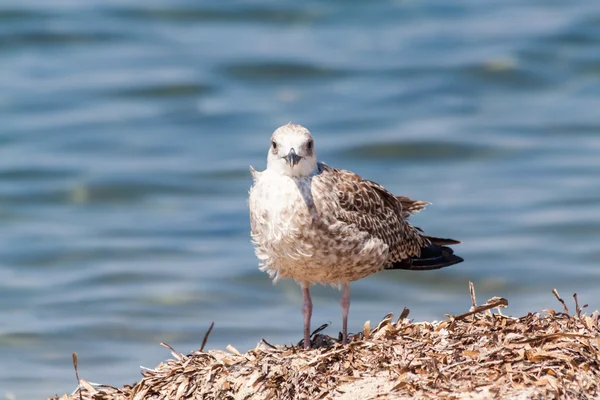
<box><xmin>249</xmin><ymin>124</ymin><xmax>463</xmax><ymax>349</ymax></box>
<box><xmin>318</xmin><ymin>164</ymin><xmax>429</xmax><ymax>264</ymax></box>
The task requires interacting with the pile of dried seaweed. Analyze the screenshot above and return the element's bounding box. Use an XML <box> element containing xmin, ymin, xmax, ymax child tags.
<box><xmin>51</xmin><ymin>287</ymin><xmax>600</xmax><ymax>400</ymax></box>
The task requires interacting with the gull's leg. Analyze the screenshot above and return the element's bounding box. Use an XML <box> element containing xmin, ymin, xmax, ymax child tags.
<box><xmin>302</xmin><ymin>284</ymin><xmax>313</xmax><ymax>349</ymax></box>
<box><xmin>340</xmin><ymin>283</ymin><xmax>350</xmax><ymax>344</ymax></box>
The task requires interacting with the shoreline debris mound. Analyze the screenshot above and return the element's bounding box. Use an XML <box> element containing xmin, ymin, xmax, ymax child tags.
<box><xmin>51</xmin><ymin>286</ymin><xmax>600</xmax><ymax>399</ymax></box>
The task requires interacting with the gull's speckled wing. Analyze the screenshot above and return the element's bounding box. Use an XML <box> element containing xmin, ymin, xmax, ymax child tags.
<box><xmin>315</xmin><ymin>163</ymin><xmax>428</xmax><ymax>263</ymax></box>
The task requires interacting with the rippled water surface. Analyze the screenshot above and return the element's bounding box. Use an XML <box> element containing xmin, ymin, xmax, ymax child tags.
<box><xmin>2</xmin><ymin>1</ymin><xmax>600</xmax><ymax>398</ymax></box>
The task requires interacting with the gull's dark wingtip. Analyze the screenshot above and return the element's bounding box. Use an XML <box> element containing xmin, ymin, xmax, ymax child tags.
<box><xmin>387</xmin><ymin>243</ymin><xmax>464</xmax><ymax>271</ymax></box>
<box><xmin>423</xmin><ymin>235</ymin><xmax>462</xmax><ymax>246</ymax></box>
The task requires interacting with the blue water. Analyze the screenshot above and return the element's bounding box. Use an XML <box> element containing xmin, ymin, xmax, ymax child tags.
<box><xmin>1</xmin><ymin>1</ymin><xmax>600</xmax><ymax>398</ymax></box>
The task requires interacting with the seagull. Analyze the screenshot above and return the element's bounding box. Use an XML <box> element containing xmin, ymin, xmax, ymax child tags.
<box><xmin>248</xmin><ymin>124</ymin><xmax>463</xmax><ymax>349</ymax></box>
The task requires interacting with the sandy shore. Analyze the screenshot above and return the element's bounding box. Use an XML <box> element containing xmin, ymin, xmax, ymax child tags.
<box><xmin>50</xmin><ymin>287</ymin><xmax>600</xmax><ymax>399</ymax></box>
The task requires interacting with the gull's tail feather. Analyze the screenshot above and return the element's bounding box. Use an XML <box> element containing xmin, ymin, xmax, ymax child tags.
<box><xmin>396</xmin><ymin>196</ymin><xmax>429</xmax><ymax>218</ymax></box>
<box><xmin>388</xmin><ymin>243</ymin><xmax>463</xmax><ymax>271</ymax></box>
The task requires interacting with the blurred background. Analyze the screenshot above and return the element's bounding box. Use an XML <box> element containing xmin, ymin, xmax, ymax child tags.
<box><xmin>1</xmin><ymin>0</ymin><xmax>600</xmax><ymax>398</ymax></box>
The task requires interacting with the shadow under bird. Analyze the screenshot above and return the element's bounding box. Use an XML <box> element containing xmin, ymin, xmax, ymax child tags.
<box><xmin>249</xmin><ymin>124</ymin><xmax>463</xmax><ymax>349</ymax></box>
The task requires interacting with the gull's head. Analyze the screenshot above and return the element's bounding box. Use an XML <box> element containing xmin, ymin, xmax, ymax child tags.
<box><xmin>266</xmin><ymin>124</ymin><xmax>317</xmax><ymax>177</ymax></box>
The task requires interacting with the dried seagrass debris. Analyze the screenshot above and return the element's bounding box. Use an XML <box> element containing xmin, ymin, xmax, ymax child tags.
<box><xmin>51</xmin><ymin>287</ymin><xmax>600</xmax><ymax>400</ymax></box>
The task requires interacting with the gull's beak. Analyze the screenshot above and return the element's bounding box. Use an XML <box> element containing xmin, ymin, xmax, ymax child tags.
<box><xmin>285</xmin><ymin>148</ymin><xmax>302</xmax><ymax>167</ymax></box>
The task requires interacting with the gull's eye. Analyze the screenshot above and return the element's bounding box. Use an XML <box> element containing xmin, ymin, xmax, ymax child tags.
<box><xmin>307</xmin><ymin>140</ymin><xmax>313</xmax><ymax>151</ymax></box>
<box><xmin>271</xmin><ymin>141</ymin><xmax>277</xmax><ymax>151</ymax></box>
